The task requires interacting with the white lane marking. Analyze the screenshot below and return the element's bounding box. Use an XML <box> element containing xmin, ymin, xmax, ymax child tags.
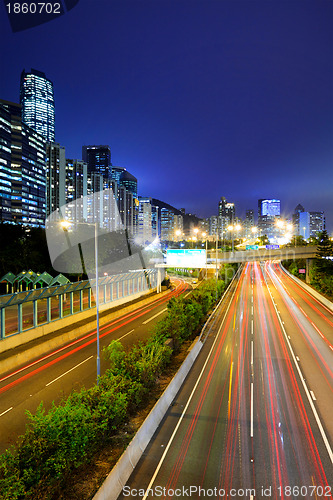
<box><xmin>118</xmin><ymin>329</ymin><xmax>135</xmax><ymax>341</ymax></box>
<box><xmin>141</xmin><ymin>273</ymin><xmax>239</xmax><ymax>500</ymax></box>
<box><xmin>266</xmin><ymin>268</ymin><xmax>333</xmax><ymax>465</ymax></box>
<box><xmin>251</xmin><ymin>305</ymin><xmax>254</xmax><ymax>315</ymax></box>
<box><xmin>250</xmin><ymin>382</ymin><xmax>254</xmax><ymax>437</ymax></box>
<box><xmin>142</xmin><ymin>308</ymin><xmax>167</xmax><ymax>324</ymax></box>
<box><xmin>46</xmin><ymin>356</ymin><xmax>94</xmax><ymax>387</ymax></box>
<box><xmin>0</xmin><ymin>407</ymin><xmax>13</xmax><ymax>417</ymax></box>
<box><xmin>251</xmin><ymin>319</ymin><xmax>253</xmax><ymax>335</ymax></box>
<box><xmin>251</xmin><ymin>340</ymin><xmax>254</xmax><ymax>365</ymax></box>
<box><xmin>296</xmin><ymin>356</ymin><xmax>300</xmax><ymax>362</ymax></box>
<box><xmin>310</xmin><ymin>391</ymin><xmax>316</xmax><ymax>401</ymax></box>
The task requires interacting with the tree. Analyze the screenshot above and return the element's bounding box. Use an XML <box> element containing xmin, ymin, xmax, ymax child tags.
<box><xmin>315</xmin><ymin>230</ymin><xmax>333</xmax><ymax>276</ymax></box>
<box><xmin>316</xmin><ymin>230</ymin><xmax>333</xmax><ymax>259</ymax></box>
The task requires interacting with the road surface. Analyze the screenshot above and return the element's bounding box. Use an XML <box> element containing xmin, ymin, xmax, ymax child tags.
<box><xmin>0</xmin><ymin>279</ymin><xmax>189</xmax><ymax>453</ymax></box>
<box><xmin>118</xmin><ymin>262</ymin><xmax>332</xmax><ymax>500</ymax></box>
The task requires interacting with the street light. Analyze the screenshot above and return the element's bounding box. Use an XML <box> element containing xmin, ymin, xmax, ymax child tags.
<box><xmin>60</xmin><ymin>219</ymin><xmax>101</xmax><ymax>385</ymax></box>
<box><xmin>215</xmin><ymin>230</ymin><xmax>218</xmax><ymax>301</ymax></box>
<box><xmin>202</xmin><ymin>232</ymin><xmax>208</xmax><ymax>279</ymax></box>
<box><xmin>175</xmin><ymin>229</ymin><xmax>181</xmax><ymax>243</ymax></box>
<box><xmin>227</xmin><ymin>225</ymin><xmax>234</xmax><ymax>252</ymax></box>
<box><xmin>228</xmin><ymin>224</ymin><xmax>242</xmax><ymax>253</ymax></box>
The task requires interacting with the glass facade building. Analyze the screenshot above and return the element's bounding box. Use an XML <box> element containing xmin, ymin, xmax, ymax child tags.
<box><xmin>0</xmin><ymin>99</ymin><xmax>46</xmax><ymax>227</ymax></box>
<box><xmin>82</xmin><ymin>145</ymin><xmax>111</xmax><ymax>179</ymax></box>
<box><xmin>46</xmin><ymin>142</ymin><xmax>66</xmax><ymax>217</ymax></box>
<box><xmin>0</xmin><ymin>104</ymin><xmax>12</xmax><ymax>222</ymax></box>
<box><xmin>20</xmin><ymin>69</ymin><xmax>55</xmax><ymax>143</ymax></box>
<box><xmin>257</xmin><ymin>199</ymin><xmax>281</xmax><ymax>239</ymax></box>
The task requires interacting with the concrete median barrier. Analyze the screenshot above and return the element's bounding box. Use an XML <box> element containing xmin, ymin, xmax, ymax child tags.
<box><xmin>93</xmin><ymin>338</ymin><xmax>203</xmax><ymax>500</ymax></box>
<box><xmin>281</xmin><ymin>265</ymin><xmax>333</xmax><ymax>312</ymax></box>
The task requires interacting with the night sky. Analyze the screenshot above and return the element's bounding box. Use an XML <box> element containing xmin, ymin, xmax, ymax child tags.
<box><xmin>1</xmin><ymin>0</ymin><xmax>332</xmax><ymax>230</ymax></box>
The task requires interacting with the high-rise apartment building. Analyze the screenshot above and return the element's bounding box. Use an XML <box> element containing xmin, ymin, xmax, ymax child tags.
<box><xmin>0</xmin><ymin>99</ymin><xmax>46</xmax><ymax>227</ymax></box>
<box><xmin>20</xmin><ymin>69</ymin><xmax>55</xmax><ymax>142</ymax></box>
<box><xmin>137</xmin><ymin>197</ymin><xmax>159</xmax><ymax>245</ymax></box>
<box><xmin>218</xmin><ymin>196</ymin><xmax>235</xmax><ymax>234</ymax></box>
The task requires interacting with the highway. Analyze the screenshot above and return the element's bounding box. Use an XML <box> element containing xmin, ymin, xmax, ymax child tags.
<box><xmin>119</xmin><ymin>262</ymin><xmax>333</xmax><ymax>499</ymax></box>
<box><xmin>0</xmin><ymin>279</ymin><xmax>189</xmax><ymax>454</ymax></box>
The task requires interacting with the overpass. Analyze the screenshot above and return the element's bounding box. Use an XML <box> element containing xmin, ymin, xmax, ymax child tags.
<box><xmin>207</xmin><ymin>245</ymin><xmax>317</xmax><ymax>263</ymax></box>
<box><xmin>159</xmin><ymin>246</ymin><xmax>318</xmax><ymax>284</ymax></box>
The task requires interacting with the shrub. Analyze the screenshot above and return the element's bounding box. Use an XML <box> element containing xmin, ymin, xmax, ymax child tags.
<box><xmin>0</xmin><ymin>276</ymin><xmax>230</xmax><ymax>498</ymax></box>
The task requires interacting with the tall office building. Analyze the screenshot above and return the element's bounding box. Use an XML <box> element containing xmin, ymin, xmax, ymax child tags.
<box><xmin>0</xmin><ymin>99</ymin><xmax>46</xmax><ymax>227</ymax></box>
<box><xmin>299</xmin><ymin>211</ymin><xmax>325</xmax><ymax>240</ymax></box>
<box><xmin>119</xmin><ymin>170</ymin><xmax>138</xmax><ymax>198</ymax></box>
<box><xmin>82</xmin><ymin>145</ymin><xmax>111</xmax><ymax>180</ymax></box>
<box><xmin>20</xmin><ymin>69</ymin><xmax>55</xmax><ymax>142</ymax></box>
<box><xmin>111</xmin><ymin>166</ymin><xmax>126</xmax><ymax>185</ymax></box>
<box><xmin>46</xmin><ymin>142</ymin><xmax>66</xmax><ymax>217</ymax></box>
<box><xmin>0</xmin><ymin>103</ymin><xmax>12</xmax><ymax>222</ymax></box>
<box><xmin>259</xmin><ymin>199</ymin><xmax>280</xmax><ymax>217</ymax></box>
<box><xmin>65</xmin><ymin>159</ymin><xmax>87</xmax><ymax>223</ymax></box>
<box><xmin>292</xmin><ymin>204</ymin><xmax>305</xmax><ymax>236</ymax></box>
<box><xmin>151</xmin><ymin>199</ymin><xmax>184</xmax><ymax>241</ymax></box>
<box><xmin>258</xmin><ymin>199</ymin><xmax>281</xmax><ymax>239</ymax></box>
<box><xmin>244</xmin><ymin>209</ymin><xmax>255</xmax><ymax>236</ymax></box>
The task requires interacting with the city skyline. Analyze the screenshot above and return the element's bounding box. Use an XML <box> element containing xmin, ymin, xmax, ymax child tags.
<box><xmin>1</xmin><ymin>1</ymin><xmax>332</xmax><ymax>230</ymax></box>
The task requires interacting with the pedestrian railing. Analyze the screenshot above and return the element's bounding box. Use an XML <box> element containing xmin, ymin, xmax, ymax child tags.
<box><xmin>0</xmin><ymin>270</ymin><xmax>158</xmax><ymax>339</ymax></box>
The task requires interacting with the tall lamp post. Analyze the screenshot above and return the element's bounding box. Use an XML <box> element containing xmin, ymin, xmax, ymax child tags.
<box><xmin>202</xmin><ymin>232</ymin><xmax>208</xmax><ymax>279</ymax></box>
<box><xmin>215</xmin><ymin>230</ymin><xmax>218</xmax><ymax>301</ymax></box>
<box><xmin>61</xmin><ymin>220</ymin><xmax>100</xmax><ymax>385</ymax></box>
<box><xmin>227</xmin><ymin>225</ymin><xmax>234</xmax><ymax>253</ymax></box>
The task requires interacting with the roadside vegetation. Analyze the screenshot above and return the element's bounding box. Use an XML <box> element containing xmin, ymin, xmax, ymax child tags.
<box><xmin>0</xmin><ymin>270</ymin><xmax>238</xmax><ymax>499</ymax></box>
<box><xmin>282</xmin><ymin>230</ymin><xmax>333</xmax><ymax>300</ymax></box>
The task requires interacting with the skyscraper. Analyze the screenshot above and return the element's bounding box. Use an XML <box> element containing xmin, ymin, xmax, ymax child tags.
<box><xmin>82</xmin><ymin>145</ymin><xmax>111</xmax><ymax>179</ymax></box>
<box><xmin>20</xmin><ymin>69</ymin><xmax>55</xmax><ymax>142</ymax></box>
<box><xmin>46</xmin><ymin>142</ymin><xmax>66</xmax><ymax>217</ymax></box>
<box><xmin>299</xmin><ymin>211</ymin><xmax>325</xmax><ymax>240</ymax></box>
<box><xmin>244</xmin><ymin>209</ymin><xmax>255</xmax><ymax>236</ymax></box>
<box><xmin>0</xmin><ymin>99</ymin><xmax>46</xmax><ymax>227</ymax></box>
<box><xmin>258</xmin><ymin>199</ymin><xmax>281</xmax><ymax>239</ymax></box>
<box><xmin>218</xmin><ymin>196</ymin><xmax>235</xmax><ymax>237</ymax></box>
<box><xmin>65</xmin><ymin>159</ymin><xmax>87</xmax><ymax>223</ymax></box>
<box><xmin>292</xmin><ymin>204</ymin><xmax>305</xmax><ymax>236</ymax></box>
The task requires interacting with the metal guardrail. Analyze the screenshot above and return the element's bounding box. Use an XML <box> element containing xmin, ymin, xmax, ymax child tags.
<box><xmin>0</xmin><ymin>270</ymin><xmax>158</xmax><ymax>340</ymax></box>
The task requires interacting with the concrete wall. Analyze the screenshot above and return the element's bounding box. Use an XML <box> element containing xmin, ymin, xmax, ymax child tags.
<box><xmin>0</xmin><ymin>288</ymin><xmax>168</xmax><ymax>374</ymax></box>
<box><xmin>93</xmin><ymin>339</ymin><xmax>203</xmax><ymax>500</ymax></box>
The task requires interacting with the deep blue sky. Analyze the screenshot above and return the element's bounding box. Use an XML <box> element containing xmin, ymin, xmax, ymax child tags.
<box><xmin>1</xmin><ymin>0</ymin><xmax>332</xmax><ymax>230</ymax></box>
